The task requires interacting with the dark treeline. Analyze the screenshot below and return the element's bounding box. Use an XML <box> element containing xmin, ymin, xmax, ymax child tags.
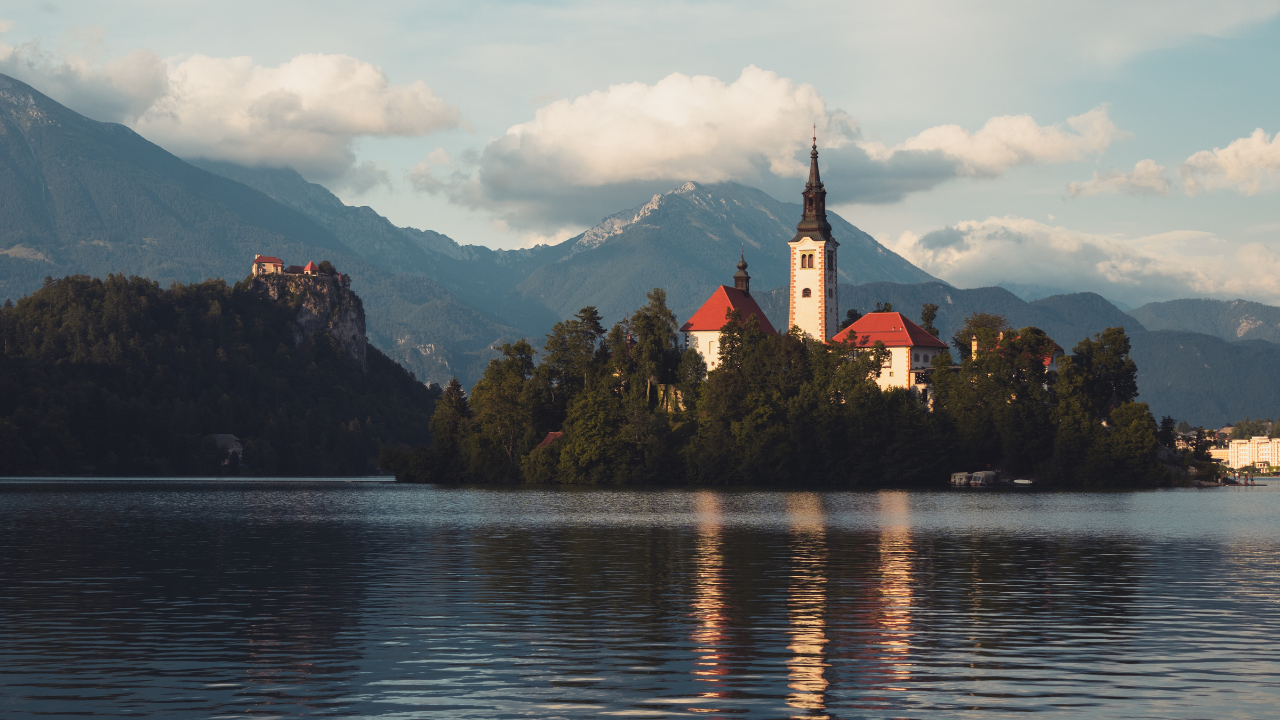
<box><xmin>385</xmin><ymin>289</ymin><xmax>1192</xmax><ymax>487</ymax></box>
<box><xmin>0</xmin><ymin>274</ymin><xmax>439</xmax><ymax>476</ymax></box>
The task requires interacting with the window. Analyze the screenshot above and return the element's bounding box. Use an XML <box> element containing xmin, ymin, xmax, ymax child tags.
<box><xmin>914</xmin><ymin>353</ymin><xmax>920</xmax><ymax>362</ymax></box>
<box><xmin>827</xmin><ymin>288</ymin><xmax>832</xmax><ymax>298</ymax></box>
<box><xmin>802</xmin><ymin>288</ymin><xmax>812</xmax><ymax>298</ymax></box>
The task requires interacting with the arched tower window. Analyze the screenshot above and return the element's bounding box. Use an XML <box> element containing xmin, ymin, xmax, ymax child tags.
<box><xmin>802</xmin><ymin>288</ymin><xmax>812</xmax><ymax>298</ymax></box>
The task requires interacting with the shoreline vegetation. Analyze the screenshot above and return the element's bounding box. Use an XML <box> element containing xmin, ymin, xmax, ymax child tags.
<box><xmin>383</xmin><ymin>289</ymin><xmax>1217</xmax><ymax>488</ymax></box>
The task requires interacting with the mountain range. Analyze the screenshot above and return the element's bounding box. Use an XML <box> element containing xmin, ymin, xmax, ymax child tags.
<box><xmin>2</xmin><ymin>71</ymin><xmax>1279</xmax><ymax>427</ymax></box>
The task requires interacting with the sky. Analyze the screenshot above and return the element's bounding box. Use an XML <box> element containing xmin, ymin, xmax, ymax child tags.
<box><xmin>2</xmin><ymin>1</ymin><xmax>1279</xmax><ymax>308</ymax></box>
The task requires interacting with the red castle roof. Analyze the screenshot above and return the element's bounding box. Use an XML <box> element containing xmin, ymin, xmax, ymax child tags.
<box><xmin>831</xmin><ymin>312</ymin><xmax>948</xmax><ymax>349</ymax></box>
<box><xmin>303</xmin><ymin>261</ymin><xmax>319</xmax><ymax>272</ymax></box>
<box><xmin>254</xmin><ymin>255</ymin><xmax>283</xmax><ymax>265</ymax></box>
<box><xmin>681</xmin><ymin>286</ymin><xmax>777</xmax><ymax>335</ymax></box>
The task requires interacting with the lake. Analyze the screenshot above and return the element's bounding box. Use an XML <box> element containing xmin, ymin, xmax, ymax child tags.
<box><xmin>1</xmin><ymin>480</ymin><xmax>1278</xmax><ymax>718</ymax></box>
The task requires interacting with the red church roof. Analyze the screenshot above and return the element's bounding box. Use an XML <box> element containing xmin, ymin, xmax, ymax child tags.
<box><xmin>681</xmin><ymin>286</ymin><xmax>777</xmax><ymax>335</ymax></box>
<box><xmin>254</xmin><ymin>255</ymin><xmax>283</xmax><ymax>265</ymax></box>
<box><xmin>303</xmin><ymin>261</ymin><xmax>319</xmax><ymax>273</ymax></box>
<box><xmin>831</xmin><ymin>312</ymin><xmax>948</xmax><ymax>349</ymax></box>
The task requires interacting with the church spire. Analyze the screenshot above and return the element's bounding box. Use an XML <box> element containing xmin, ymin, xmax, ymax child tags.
<box><xmin>792</xmin><ymin>129</ymin><xmax>833</xmax><ymax>243</ymax></box>
<box><xmin>733</xmin><ymin>249</ymin><xmax>751</xmax><ymax>295</ymax></box>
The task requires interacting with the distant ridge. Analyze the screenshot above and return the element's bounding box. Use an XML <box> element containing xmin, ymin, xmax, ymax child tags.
<box><xmin>1129</xmin><ymin>298</ymin><xmax>1280</xmax><ymax>344</ymax></box>
<box><xmin>0</xmin><ymin>73</ymin><xmax>518</xmax><ymax>385</ymax></box>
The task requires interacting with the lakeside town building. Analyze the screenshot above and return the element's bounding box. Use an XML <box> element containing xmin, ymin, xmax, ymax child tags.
<box><xmin>1227</xmin><ymin>435</ymin><xmax>1280</xmax><ymax>469</ymax></box>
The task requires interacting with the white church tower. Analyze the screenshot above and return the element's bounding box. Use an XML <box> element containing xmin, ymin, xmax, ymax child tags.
<box><xmin>788</xmin><ymin>135</ymin><xmax>839</xmax><ymax>340</ymax></box>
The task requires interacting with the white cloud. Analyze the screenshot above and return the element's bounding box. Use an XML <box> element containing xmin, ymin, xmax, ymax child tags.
<box><xmin>135</xmin><ymin>53</ymin><xmax>460</xmax><ymax>182</ymax></box>
<box><xmin>0</xmin><ymin>37</ymin><xmax>169</xmax><ymax>124</ymax></box>
<box><xmin>417</xmin><ymin>66</ymin><xmax>1126</xmax><ymax>230</ymax></box>
<box><xmin>0</xmin><ymin>35</ymin><xmax>461</xmax><ymax>185</ymax></box>
<box><xmin>862</xmin><ymin>106</ymin><xmax>1124</xmax><ymax>177</ymax></box>
<box><xmin>1180</xmin><ymin>128</ymin><xmax>1280</xmax><ymax>195</ymax></box>
<box><xmin>889</xmin><ymin>216</ymin><xmax>1280</xmax><ymax>305</ymax></box>
<box><xmin>1068</xmin><ymin>159</ymin><xmax>1171</xmax><ymax>197</ymax></box>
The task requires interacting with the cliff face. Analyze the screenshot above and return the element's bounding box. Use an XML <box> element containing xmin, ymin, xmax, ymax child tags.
<box><xmin>250</xmin><ymin>274</ymin><xmax>367</xmax><ymax>371</ymax></box>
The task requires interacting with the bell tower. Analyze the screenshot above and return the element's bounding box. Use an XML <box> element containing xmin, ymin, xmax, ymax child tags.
<box><xmin>788</xmin><ymin>133</ymin><xmax>839</xmax><ymax>339</ymax></box>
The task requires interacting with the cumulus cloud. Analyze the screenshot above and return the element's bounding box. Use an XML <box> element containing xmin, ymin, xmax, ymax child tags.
<box><xmin>889</xmin><ymin>217</ymin><xmax>1280</xmax><ymax>306</ymax></box>
<box><xmin>414</xmin><ymin>66</ymin><xmax>1124</xmax><ymax>230</ymax></box>
<box><xmin>0</xmin><ymin>36</ymin><xmax>169</xmax><ymax>124</ymax></box>
<box><xmin>135</xmin><ymin>53</ymin><xmax>460</xmax><ymax>182</ymax></box>
<box><xmin>1180</xmin><ymin>128</ymin><xmax>1280</xmax><ymax>195</ymax></box>
<box><xmin>0</xmin><ymin>33</ymin><xmax>460</xmax><ymax>185</ymax></box>
<box><xmin>1068</xmin><ymin>159</ymin><xmax>1171</xmax><ymax>197</ymax></box>
<box><xmin>862</xmin><ymin>106</ymin><xmax>1124</xmax><ymax>177</ymax></box>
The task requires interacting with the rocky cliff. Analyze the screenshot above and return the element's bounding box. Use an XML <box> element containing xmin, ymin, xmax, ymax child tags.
<box><xmin>249</xmin><ymin>274</ymin><xmax>367</xmax><ymax>371</ymax></box>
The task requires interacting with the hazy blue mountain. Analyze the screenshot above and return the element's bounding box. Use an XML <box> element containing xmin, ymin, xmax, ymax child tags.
<box><xmin>0</xmin><ymin>73</ymin><xmax>516</xmax><ymax>385</ymax></box>
<box><xmin>756</xmin><ymin>282</ymin><xmax>1144</xmax><ymax>348</ymax></box>
<box><xmin>1128</xmin><ymin>332</ymin><xmax>1280</xmax><ymax>427</ymax></box>
<box><xmin>509</xmin><ymin>181</ymin><xmax>939</xmax><ymax>325</ymax></box>
<box><xmin>186</xmin><ymin>160</ymin><xmax>569</xmax><ymax>334</ymax></box>
<box><xmin>1129</xmin><ymin>298</ymin><xmax>1280</xmax><ymax>344</ymax></box>
<box><xmin>757</xmin><ymin>281</ymin><xmax>1280</xmax><ymax>426</ymax></box>
<box><xmin>191</xmin><ymin>164</ymin><xmax>936</xmax><ymax>333</ymax></box>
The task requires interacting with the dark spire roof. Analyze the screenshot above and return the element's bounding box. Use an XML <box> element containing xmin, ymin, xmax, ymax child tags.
<box><xmin>733</xmin><ymin>249</ymin><xmax>751</xmax><ymax>294</ymax></box>
<box><xmin>792</xmin><ymin>130</ymin><xmax>835</xmax><ymax>244</ymax></box>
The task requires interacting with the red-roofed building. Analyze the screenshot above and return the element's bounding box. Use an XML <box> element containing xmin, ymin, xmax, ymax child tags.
<box><xmin>681</xmin><ymin>255</ymin><xmax>776</xmax><ymax>370</ymax></box>
<box><xmin>831</xmin><ymin>312</ymin><xmax>948</xmax><ymax>393</ymax></box>
<box><xmin>303</xmin><ymin>261</ymin><xmax>319</xmax><ymax>276</ymax></box>
<box><xmin>536</xmin><ymin>431</ymin><xmax>564</xmax><ymax>449</ymax></box>
<box><xmin>252</xmin><ymin>255</ymin><xmax>284</xmax><ymax>276</ymax></box>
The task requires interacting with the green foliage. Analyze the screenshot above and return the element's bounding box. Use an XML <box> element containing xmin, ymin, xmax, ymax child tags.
<box><xmin>382</xmin><ymin>283</ymin><xmax>1168</xmax><ymax>487</ymax></box>
<box><xmin>838</xmin><ymin>307</ymin><xmax>862</xmax><ymax>331</ymax></box>
<box><xmin>1230</xmin><ymin>416</ymin><xmax>1269</xmax><ymax>439</ymax></box>
<box><xmin>920</xmin><ymin>302</ymin><xmax>940</xmax><ymax>337</ymax></box>
<box><xmin>950</xmin><ymin>312</ymin><xmax>1010</xmax><ymax>360</ymax></box>
<box><xmin>318</xmin><ymin>260</ymin><xmax>335</xmax><ymax>275</ymax></box>
<box><xmin>1158</xmin><ymin>416</ymin><xmax>1177</xmax><ymax>448</ymax></box>
<box><xmin>0</xmin><ymin>274</ymin><xmax>439</xmax><ymax>476</ymax></box>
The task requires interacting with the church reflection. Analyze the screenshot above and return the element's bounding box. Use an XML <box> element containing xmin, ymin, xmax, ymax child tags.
<box><xmin>689</xmin><ymin>491</ymin><xmax>733</xmax><ymax>703</ymax></box>
<box><xmin>872</xmin><ymin>491</ymin><xmax>915</xmax><ymax>691</ymax></box>
<box><xmin>785</xmin><ymin>492</ymin><xmax>830</xmax><ymax>717</ymax></box>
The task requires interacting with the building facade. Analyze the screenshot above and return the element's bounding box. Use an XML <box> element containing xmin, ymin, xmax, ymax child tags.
<box><xmin>830</xmin><ymin>312</ymin><xmax>949</xmax><ymax>395</ymax></box>
<box><xmin>681</xmin><ymin>255</ymin><xmax>776</xmax><ymax>371</ymax></box>
<box><xmin>1227</xmin><ymin>436</ymin><xmax>1279</xmax><ymax>469</ymax></box>
<box><xmin>788</xmin><ymin>138</ymin><xmax>839</xmax><ymax>340</ymax></box>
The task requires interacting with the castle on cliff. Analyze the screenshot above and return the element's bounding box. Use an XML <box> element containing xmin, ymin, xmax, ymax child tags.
<box><xmin>252</xmin><ymin>255</ymin><xmax>349</xmax><ymax>287</ymax></box>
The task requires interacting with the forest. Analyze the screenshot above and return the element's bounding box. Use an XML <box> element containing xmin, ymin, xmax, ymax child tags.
<box><xmin>0</xmin><ymin>274</ymin><xmax>439</xmax><ymax>476</ymax></box>
<box><xmin>383</xmin><ymin>289</ymin><xmax>1202</xmax><ymax>487</ymax></box>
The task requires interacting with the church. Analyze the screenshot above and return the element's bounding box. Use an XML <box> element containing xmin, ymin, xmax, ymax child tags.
<box><xmin>682</xmin><ymin>135</ymin><xmax>947</xmax><ymax>392</ymax></box>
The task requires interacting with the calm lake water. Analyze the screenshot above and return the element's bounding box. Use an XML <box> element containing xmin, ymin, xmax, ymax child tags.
<box><xmin>2</xmin><ymin>481</ymin><xmax>1279</xmax><ymax>719</ymax></box>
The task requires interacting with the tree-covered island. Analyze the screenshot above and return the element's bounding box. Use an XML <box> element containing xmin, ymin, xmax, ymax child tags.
<box><xmin>384</xmin><ymin>289</ymin><xmax>1213</xmax><ymax>487</ymax></box>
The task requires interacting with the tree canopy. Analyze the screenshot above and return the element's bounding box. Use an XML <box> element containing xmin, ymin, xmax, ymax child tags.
<box><xmin>384</xmin><ymin>293</ymin><xmax>1175</xmax><ymax>488</ymax></box>
<box><xmin>0</xmin><ymin>274</ymin><xmax>439</xmax><ymax>476</ymax></box>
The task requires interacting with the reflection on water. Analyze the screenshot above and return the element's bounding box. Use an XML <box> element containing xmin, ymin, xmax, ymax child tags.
<box><xmin>786</xmin><ymin>493</ymin><xmax>829</xmax><ymax>717</ymax></box>
<box><xmin>3</xmin><ymin>482</ymin><xmax>1280</xmax><ymax>718</ymax></box>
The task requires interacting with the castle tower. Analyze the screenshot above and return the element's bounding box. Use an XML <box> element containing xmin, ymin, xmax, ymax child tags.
<box><xmin>788</xmin><ymin>135</ymin><xmax>839</xmax><ymax>340</ymax></box>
